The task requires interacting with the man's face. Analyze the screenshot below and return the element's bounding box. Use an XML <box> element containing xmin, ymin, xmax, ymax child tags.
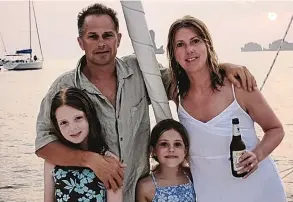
<box><xmin>78</xmin><ymin>14</ymin><xmax>121</xmax><ymax>66</ymax></box>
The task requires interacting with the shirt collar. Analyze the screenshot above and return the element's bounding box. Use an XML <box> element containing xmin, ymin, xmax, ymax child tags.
<box><xmin>74</xmin><ymin>55</ymin><xmax>134</xmax><ymax>91</ymax></box>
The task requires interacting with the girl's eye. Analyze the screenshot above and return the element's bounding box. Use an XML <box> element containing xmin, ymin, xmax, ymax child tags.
<box><xmin>59</xmin><ymin>121</ymin><xmax>67</xmax><ymax>126</ymax></box>
<box><xmin>75</xmin><ymin>116</ymin><xmax>83</xmax><ymax>121</ymax></box>
<box><xmin>174</xmin><ymin>142</ymin><xmax>183</xmax><ymax>147</ymax></box>
<box><xmin>159</xmin><ymin>142</ymin><xmax>169</xmax><ymax>147</ymax></box>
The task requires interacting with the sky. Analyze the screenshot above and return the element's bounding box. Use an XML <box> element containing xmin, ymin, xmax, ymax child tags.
<box><xmin>0</xmin><ymin>0</ymin><xmax>292</xmax><ymax>60</ymax></box>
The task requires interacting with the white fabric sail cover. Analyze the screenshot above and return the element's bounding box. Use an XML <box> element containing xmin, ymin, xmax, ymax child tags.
<box><xmin>120</xmin><ymin>1</ymin><xmax>172</xmax><ymax>122</ymax></box>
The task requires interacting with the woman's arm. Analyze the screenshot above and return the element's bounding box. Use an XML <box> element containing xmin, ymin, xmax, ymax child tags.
<box><xmin>44</xmin><ymin>161</ymin><xmax>55</xmax><ymax>202</ymax></box>
<box><xmin>236</xmin><ymin>87</ymin><xmax>284</xmax><ymax>177</ymax></box>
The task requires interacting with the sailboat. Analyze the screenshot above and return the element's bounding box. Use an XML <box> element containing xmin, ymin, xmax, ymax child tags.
<box><xmin>3</xmin><ymin>0</ymin><xmax>43</xmax><ymax>70</ymax></box>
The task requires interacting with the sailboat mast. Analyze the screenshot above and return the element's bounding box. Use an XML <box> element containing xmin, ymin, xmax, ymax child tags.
<box><xmin>29</xmin><ymin>0</ymin><xmax>32</xmax><ymax>60</ymax></box>
<box><xmin>32</xmin><ymin>0</ymin><xmax>44</xmax><ymax>60</ymax></box>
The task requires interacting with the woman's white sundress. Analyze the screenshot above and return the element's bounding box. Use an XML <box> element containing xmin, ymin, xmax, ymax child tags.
<box><xmin>178</xmin><ymin>85</ymin><xmax>287</xmax><ymax>202</ymax></box>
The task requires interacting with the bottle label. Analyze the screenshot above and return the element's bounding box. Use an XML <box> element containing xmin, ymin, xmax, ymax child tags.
<box><xmin>232</xmin><ymin>150</ymin><xmax>245</xmax><ymax>171</ymax></box>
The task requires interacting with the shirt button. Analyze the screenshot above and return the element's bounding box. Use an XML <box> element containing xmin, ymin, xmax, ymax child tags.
<box><xmin>120</xmin><ymin>137</ymin><xmax>123</xmax><ymax>141</ymax></box>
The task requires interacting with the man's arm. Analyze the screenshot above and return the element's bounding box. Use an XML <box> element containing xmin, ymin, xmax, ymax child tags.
<box><xmin>158</xmin><ymin>63</ymin><xmax>258</xmax><ymax>98</ymax></box>
<box><xmin>220</xmin><ymin>63</ymin><xmax>257</xmax><ymax>91</ymax></box>
<box><xmin>37</xmin><ymin>141</ymin><xmax>124</xmax><ymax>190</ymax></box>
<box><xmin>37</xmin><ymin>141</ymin><xmax>92</xmax><ymax>168</ymax></box>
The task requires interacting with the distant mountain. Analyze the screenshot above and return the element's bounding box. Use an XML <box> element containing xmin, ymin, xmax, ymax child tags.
<box><xmin>241</xmin><ymin>40</ymin><xmax>293</xmax><ymax>52</ymax></box>
<box><xmin>263</xmin><ymin>39</ymin><xmax>293</xmax><ymax>51</ymax></box>
<box><xmin>241</xmin><ymin>42</ymin><xmax>263</xmax><ymax>52</ymax></box>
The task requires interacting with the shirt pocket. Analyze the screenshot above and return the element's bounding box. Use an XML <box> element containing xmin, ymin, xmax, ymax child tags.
<box><xmin>130</xmin><ymin>96</ymin><xmax>148</xmax><ymax>134</ymax></box>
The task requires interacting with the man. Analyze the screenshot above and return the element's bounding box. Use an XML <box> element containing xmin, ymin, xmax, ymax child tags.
<box><xmin>35</xmin><ymin>3</ymin><xmax>256</xmax><ymax>201</ymax></box>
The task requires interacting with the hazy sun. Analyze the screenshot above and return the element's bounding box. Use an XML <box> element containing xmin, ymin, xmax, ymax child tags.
<box><xmin>268</xmin><ymin>12</ymin><xmax>278</xmax><ymax>21</ymax></box>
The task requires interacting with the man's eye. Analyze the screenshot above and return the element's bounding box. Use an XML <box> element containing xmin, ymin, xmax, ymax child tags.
<box><xmin>89</xmin><ymin>35</ymin><xmax>97</xmax><ymax>39</ymax></box>
<box><xmin>103</xmin><ymin>34</ymin><xmax>113</xmax><ymax>39</ymax></box>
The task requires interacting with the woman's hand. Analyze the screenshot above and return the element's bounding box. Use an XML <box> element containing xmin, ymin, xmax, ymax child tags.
<box><xmin>237</xmin><ymin>151</ymin><xmax>259</xmax><ymax>179</ymax></box>
<box><xmin>221</xmin><ymin>63</ymin><xmax>257</xmax><ymax>91</ymax></box>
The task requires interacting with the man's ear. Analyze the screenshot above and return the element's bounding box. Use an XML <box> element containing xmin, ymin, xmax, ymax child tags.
<box><xmin>117</xmin><ymin>33</ymin><xmax>122</xmax><ymax>47</ymax></box>
<box><xmin>77</xmin><ymin>37</ymin><xmax>85</xmax><ymax>50</ymax></box>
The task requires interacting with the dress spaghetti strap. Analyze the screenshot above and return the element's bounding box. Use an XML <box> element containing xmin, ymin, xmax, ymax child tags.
<box><xmin>181</xmin><ymin>169</ymin><xmax>192</xmax><ymax>183</ymax></box>
<box><xmin>151</xmin><ymin>172</ymin><xmax>158</xmax><ymax>189</ymax></box>
<box><xmin>231</xmin><ymin>84</ymin><xmax>236</xmax><ymax>101</ymax></box>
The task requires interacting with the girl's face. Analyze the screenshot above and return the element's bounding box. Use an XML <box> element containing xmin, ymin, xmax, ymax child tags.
<box><xmin>55</xmin><ymin>105</ymin><xmax>89</xmax><ymax>147</ymax></box>
<box><xmin>174</xmin><ymin>27</ymin><xmax>208</xmax><ymax>73</ymax></box>
<box><xmin>153</xmin><ymin>129</ymin><xmax>187</xmax><ymax>168</ymax></box>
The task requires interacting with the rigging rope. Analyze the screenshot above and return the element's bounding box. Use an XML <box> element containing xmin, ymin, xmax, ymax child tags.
<box><xmin>260</xmin><ymin>14</ymin><xmax>293</xmax><ymax>91</ymax></box>
<box><xmin>282</xmin><ymin>167</ymin><xmax>293</xmax><ymax>179</ymax></box>
<box><xmin>258</xmin><ymin>15</ymin><xmax>293</xmax><ymax>179</ymax></box>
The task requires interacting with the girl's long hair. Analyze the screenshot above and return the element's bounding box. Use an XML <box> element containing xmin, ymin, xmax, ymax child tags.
<box><xmin>50</xmin><ymin>87</ymin><xmax>108</xmax><ymax>154</ymax></box>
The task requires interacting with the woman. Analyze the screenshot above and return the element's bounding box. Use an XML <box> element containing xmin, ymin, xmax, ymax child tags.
<box><xmin>167</xmin><ymin>15</ymin><xmax>286</xmax><ymax>201</ymax></box>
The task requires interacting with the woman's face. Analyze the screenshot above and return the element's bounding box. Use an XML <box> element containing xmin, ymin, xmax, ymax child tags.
<box><xmin>174</xmin><ymin>27</ymin><xmax>208</xmax><ymax>73</ymax></box>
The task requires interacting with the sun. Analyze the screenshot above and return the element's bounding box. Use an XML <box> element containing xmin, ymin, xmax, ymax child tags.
<box><xmin>268</xmin><ymin>12</ymin><xmax>278</xmax><ymax>21</ymax></box>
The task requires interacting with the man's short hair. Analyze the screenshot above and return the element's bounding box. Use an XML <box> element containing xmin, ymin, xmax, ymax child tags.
<box><xmin>77</xmin><ymin>3</ymin><xmax>119</xmax><ymax>36</ymax></box>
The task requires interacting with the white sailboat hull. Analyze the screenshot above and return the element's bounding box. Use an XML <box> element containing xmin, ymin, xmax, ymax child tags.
<box><xmin>4</xmin><ymin>60</ymin><xmax>43</xmax><ymax>70</ymax></box>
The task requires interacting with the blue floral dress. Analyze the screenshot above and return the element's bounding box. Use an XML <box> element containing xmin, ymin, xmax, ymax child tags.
<box><xmin>53</xmin><ymin>166</ymin><xmax>106</xmax><ymax>202</ymax></box>
<box><xmin>151</xmin><ymin>171</ymin><xmax>196</xmax><ymax>202</ymax></box>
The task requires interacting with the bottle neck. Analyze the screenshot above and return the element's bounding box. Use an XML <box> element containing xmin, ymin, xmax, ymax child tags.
<box><xmin>232</xmin><ymin>124</ymin><xmax>241</xmax><ymax>137</ymax></box>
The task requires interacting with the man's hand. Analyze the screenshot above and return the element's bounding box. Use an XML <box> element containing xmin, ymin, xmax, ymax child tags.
<box><xmin>221</xmin><ymin>63</ymin><xmax>257</xmax><ymax>91</ymax></box>
<box><xmin>87</xmin><ymin>152</ymin><xmax>125</xmax><ymax>191</ymax></box>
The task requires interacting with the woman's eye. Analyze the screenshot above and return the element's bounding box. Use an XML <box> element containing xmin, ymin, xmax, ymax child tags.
<box><xmin>176</xmin><ymin>43</ymin><xmax>184</xmax><ymax>47</ymax></box>
<box><xmin>192</xmin><ymin>39</ymin><xmax>200</xmax><ymax>44</ymax></box>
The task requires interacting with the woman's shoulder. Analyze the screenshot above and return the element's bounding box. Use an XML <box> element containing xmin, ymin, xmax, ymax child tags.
<box><xmin>225</xmin><ymin>78</ymin><xmax>263</xmax><ymax>110</ymax></box>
